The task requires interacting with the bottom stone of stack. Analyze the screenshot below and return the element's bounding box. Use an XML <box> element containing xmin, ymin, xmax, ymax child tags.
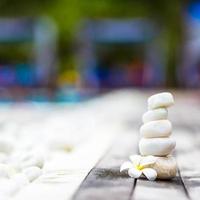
<box><xmin>143</xmin><ymin>156</ymin><xmax>177</xmax><ymax>179</ymax></box>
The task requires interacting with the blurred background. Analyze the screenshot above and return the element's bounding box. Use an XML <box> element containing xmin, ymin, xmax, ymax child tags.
<box><xmin>0</xmin><ymin>0</ymin><xmax>199</xmax><ymax>101</ymax></box>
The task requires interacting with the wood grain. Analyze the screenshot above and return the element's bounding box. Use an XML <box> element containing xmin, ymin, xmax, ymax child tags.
<box><xmin>133</xmin><ymin>175</ymin><xmax>188</xmax><ymax>200</ymax></box>
<box><xmin>171</xmin><ymin>95</ymin><xmax>200</xmax><ymax>200</ymax></box>
<box><xmin>175</xmin><ymin>128</ymin><xmax>200</xmax><ymax>200</ymax></box>
<box><xmin>73</xmin><ymin>91</ymin><xmax>200</xmax><ymax>200</ymax></box>
<box><xmin>133</xmin><ymin>95</ymin><xmax>190</xmax><ymax>200</ymax></box>
<box><xmin>73</xmin><ymin>131</ymin><xmax>138</xmax><ymax>200</ymax></box>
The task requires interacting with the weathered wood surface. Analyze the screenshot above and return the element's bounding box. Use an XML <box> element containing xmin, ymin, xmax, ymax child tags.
<box><xmin>73</xmin><ymin>91</ymin><xmax>200</xmax><ymax>200</ymax></box>
<box><xmin>13</xmin><ymin>90</ymin><xmax>144</xmax><ymax>200</ymax></box>
<box><xmin>73</xmin><ymin>131</ymin><xmax>138</xmax><ymax>200</ymax></box>
<box><xmin>172</xmin><ymin>94</ymin><xmax>200</xmax><ymax>200</ymax></box>
<box><xmin>1</xmin><ymin>90</ymin><xmax>199</xmax><ymax>200</ymax></box>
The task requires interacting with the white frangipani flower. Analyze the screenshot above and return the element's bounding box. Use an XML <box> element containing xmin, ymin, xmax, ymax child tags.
<box><xmin>120</xmin><ymin>155</ymin><xmax>157</xmax><ymax>181</ymax></box>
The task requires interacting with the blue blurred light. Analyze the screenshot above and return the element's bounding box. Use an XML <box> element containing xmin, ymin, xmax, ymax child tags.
<box><xmin>188</xmin><ymin>2</ymin><xmax>200</xmax><ymax>19</ymax></box>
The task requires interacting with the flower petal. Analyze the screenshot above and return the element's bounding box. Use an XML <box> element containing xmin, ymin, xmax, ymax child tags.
<box><xmin>140</xmin><ymin>155</ymin><xmax>157</xmax><ymax>167</ymax></box>
<box><xmin>142</xmin><ymin>168</ymin><xmax>157</xmax><ymax>181</ymax></box>
<box><xmin>128</xmin><ymin>168</ymin><xmax>142</xmax><ymax>178</ymax></box>
<box><xmin>129</xmin><ymin>155</ymin><xmax>141</xmax><ymax>167</ymax></box>
<box><xmin>120</xmin><ymin>161</ymin><xmax>133</xmax><ymax>172</ymax></box>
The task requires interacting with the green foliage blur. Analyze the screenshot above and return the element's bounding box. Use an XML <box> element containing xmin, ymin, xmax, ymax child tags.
<box><xmin>0</xmin><ymin>0</ymin><xmax>185</xmax><ymax>86</ymax></box>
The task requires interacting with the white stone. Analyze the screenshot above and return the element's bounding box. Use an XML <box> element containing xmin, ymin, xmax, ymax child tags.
<box><xmin>140</xmin><ymin>156</ymin><xmax>177</xmax><ymax>179</ymax></box>
<box><xmin>22</xmin><ymin>166</ymin><xmax>42</xmax><ymax>182</ymax></box>
<box><xmin>0</xmin><ymin>179</ymin><xmax>19</xmax><ymax>196</ymax></box>
<box><xmin>148</xmin><ymin>92</ymin><xmax>174</xmax><ymax>110</ymax></box>
<box><xmin>0</xmin><ymin>153</ymin><xmax>8</xmax><ymax>163</ymax></box>
<box><xmin>140</xmin><ymin>120</ymin><xmax>172</xmax><ymax>138</ymax></box>
<box><xmin>0</xmin><ymin>164</ymin><xmax>16</xmax><ymax>179</ymax></box>
<box><xmin>142</xmin><ymin>108</ymin><xmax>168</xmax><ymax>123</ymax></box>
<box><xmin>0</xmin><ymin>173</ymin><xmax>28</xmax><ymax>197</ymax></box>
<box><xmin>0</xmin><ymin>139</ymin><xmax>14</xmax><ymax>154</ymax></box>
<box><xmin>0</xmin><ymin>193</ymin><xmax>10</xmax><ymax>200</ymax></box>
<box><xmin>139</xmin><ymin>138</ymin><xmax>176</xmax><ymax>156</ymax></box>
<box><xmin>17</xmin><ymin>152</ymin><xmax>44</xmax><ymax>170</ymax></box>
<box><xmin>11</xmin><ymin>173</ymin><xmax>29</xmax><ymax>186</ymax></box>
<box><xmin>152</xmin><ymin>156</ymin><xmax>177</xmax><ymax>179</ymax></box>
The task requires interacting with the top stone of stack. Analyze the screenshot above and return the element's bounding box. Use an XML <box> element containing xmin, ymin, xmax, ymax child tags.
<box><xmin>148</xmin><ymin>92</ymin><xmax>174</xmax><ymax>110</ymax></box>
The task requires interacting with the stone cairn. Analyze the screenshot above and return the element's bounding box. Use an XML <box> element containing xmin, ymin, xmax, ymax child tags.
<box><xmin>139</xmin><ymin>92</ymin><xmax>177</xmax><ymax>179</ymax></box>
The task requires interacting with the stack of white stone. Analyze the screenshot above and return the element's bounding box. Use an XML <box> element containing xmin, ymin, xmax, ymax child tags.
<box><xmin>139</xmin><ymin>92</ymin><xmax>177</xmax><ymax>179</ymax></box>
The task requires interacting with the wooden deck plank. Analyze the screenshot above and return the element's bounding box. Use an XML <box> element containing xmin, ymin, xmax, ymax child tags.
<box><xmin>73</xmin><ymin>131</ymin><xmax>138</xmax><ymax>200</ymax></box>
<box><xmin>13</xmin><ymin>90</ymin><xmax>145</xmax><ymax>200</ymax></box>
<box><xmin>2</xmin><ymin>90</ymin><xmax>200</xmax><ymax>200</ymax></box>
<box><xmin>133</xmin><ymin>176</ymin><xmax>188</xmax><ymax>200</ymax></box>
<box><xmin>175</xmin><ymin>128</ymin><xmax>200</xmax><ymax>200</ymax></box>
<box><xmin>170</xmin><ymin>95</ymin><xmax>200</xmax><ymax>200</ymax></box>
<box><xmin>129</xmin><ymin>93</ymin><xmax>191</xmax><ymax>200</ymax></box>
<box><xmin>73</xmin><ymin>91</ymin><xmax>198</xmax><ymax>200</ymax></box>
<box><xmin>133</xmin><ymin>142</ymin><xmax>188</xmax><ymax>199</ymax></box>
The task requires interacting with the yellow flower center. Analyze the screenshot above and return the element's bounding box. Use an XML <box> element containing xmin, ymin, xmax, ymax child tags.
<box><xmin>136</xmin><ymin>164</ymin><xmax>144</xmax><ymax>171</ymax></box>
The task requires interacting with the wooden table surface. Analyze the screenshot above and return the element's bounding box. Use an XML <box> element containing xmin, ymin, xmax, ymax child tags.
<box><xmin>5</xmin><ymin>90</ymin><xmax>200</xmax><ymax>200</ymax></box>
<box><xmin>72</xmin><ymin>90</ymin><xmax>200</xmax><ymax>200</ymax></box>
